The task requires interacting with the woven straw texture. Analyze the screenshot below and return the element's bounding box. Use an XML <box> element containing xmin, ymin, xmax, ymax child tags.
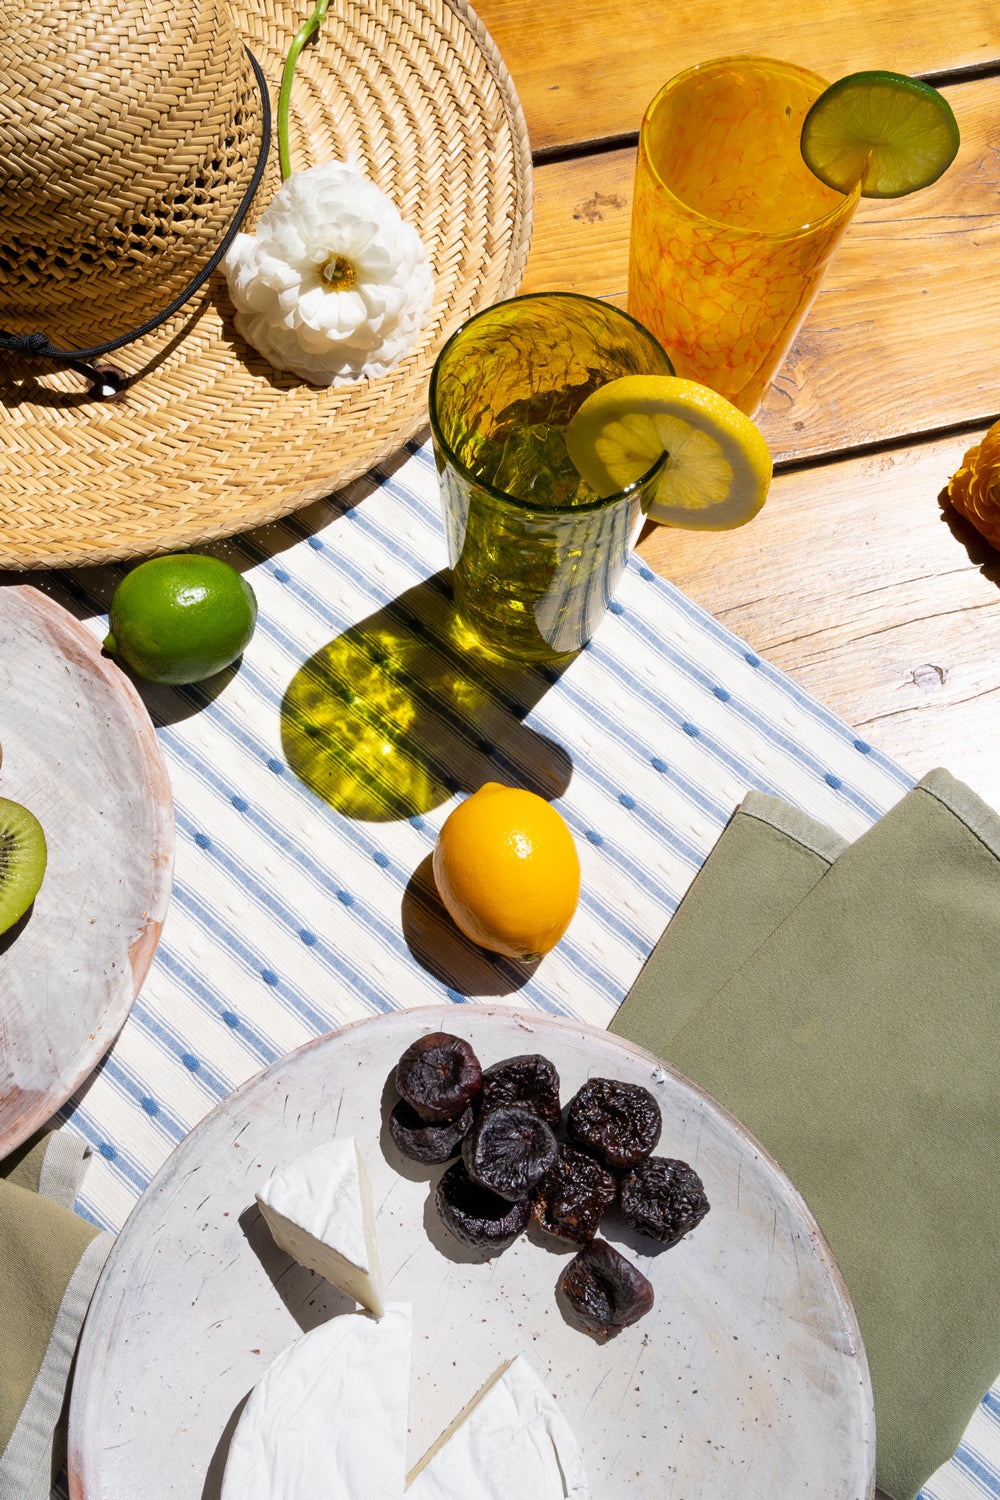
<box><xmin>0</xmin><ymin>0</ymin><xmax>533</xmax><ymax>569</ymax></box>
<box><xmin>1</xmin><ymin>0</ymin><xmax>275</xmax><ymax>345</ymax></box>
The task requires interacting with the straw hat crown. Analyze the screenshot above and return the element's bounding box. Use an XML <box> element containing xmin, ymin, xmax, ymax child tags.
<box><xmin>0</xmin><ymin>0</ymin><xmax>269</xmax><ymax>347</ymax></box>
<box><xmin>0</xmin><ymin>0</ymin><xmax>533</xmax><ymax>571</ymax></box>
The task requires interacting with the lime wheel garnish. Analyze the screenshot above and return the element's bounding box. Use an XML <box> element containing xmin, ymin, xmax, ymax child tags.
<box><xmin>800</xmin><ymin>70</ymin><xmax>959</xmax><ymax>198</ymax></box>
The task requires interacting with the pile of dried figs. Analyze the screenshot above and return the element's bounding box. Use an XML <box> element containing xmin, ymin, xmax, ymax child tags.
<box><xmin>387</xmin><ymin>1030</ymin><xmax>711</xmax><ymax>1342</ymax></box>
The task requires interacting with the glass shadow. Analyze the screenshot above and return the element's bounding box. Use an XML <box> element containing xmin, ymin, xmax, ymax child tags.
<box><xmin>279</xmin><ymin>570</ymin><xmax>575</xmax><ymax>823</ymax></box>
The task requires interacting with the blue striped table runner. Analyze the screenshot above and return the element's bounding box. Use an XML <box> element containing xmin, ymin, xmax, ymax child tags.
<box><xmin>46</xmin><ymin>437</ymin><xmax>997</xmax><ymax>1500</ymax></box>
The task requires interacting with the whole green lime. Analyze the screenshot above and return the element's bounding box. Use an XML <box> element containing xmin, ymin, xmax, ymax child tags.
<box><xmin>103</xmin><ymin>553</ymin><xmax>258</xmax><ymax>685</ymax></box>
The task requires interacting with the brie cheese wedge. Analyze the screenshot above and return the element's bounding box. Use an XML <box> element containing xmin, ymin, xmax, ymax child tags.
<box><xmin>221</xmin><ymin>1303</ymin><xmax>411</xmax><ymax>1500</ymax></box>
<box><xmin>406</xmin><ymin>1354</ymin><xmax>588</xmax><ymax>1499</ymax></box>
<box><xmin>257</xmin><ymin>1136</ymin><xmax>384</xmax><ymax>1317</ymax></box>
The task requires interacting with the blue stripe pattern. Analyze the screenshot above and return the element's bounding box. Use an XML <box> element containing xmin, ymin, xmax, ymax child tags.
<box><xmin>43</xmin><ymin>437</ymin><xmax>994</xmax><ymax>1499</ymax></box>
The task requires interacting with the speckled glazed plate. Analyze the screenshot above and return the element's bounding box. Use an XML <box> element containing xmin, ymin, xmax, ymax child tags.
<box><xmin>69</xmin><ymin>1006</ymin><xmax>875</xmax><ymax>1498</ymax></box>
<box><xmin>0</xmin><ymin>583</ymin><xmax>174</xmax><ymax>1157</ymax></box>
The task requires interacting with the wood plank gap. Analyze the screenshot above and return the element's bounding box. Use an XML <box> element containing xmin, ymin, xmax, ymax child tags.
<box><xmin>773</xmin><ymin>413</ymin><xmax>1000</xmax><ymax>479</ymax></box>
<box><xmin>530</xmin><ymin>64</ymin><xmax>998</xmax><ymax>164</ymax></box>
<box><xmin>919</xmin><ymin>60</ymin><xmax>1000</xmax><ymax>85</ymax></box>
<box><xmin>532</xmin><ymin>132</ymin><xmax>637</xmax><ymax>166</ymax></box>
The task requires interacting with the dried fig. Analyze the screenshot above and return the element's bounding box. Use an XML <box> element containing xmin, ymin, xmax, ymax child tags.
<box><xmin>388</xmin><ymin>1098</ymin><xmax>473</xmax><ymax>1165</ymax></box>
<box><xmin>395</xmin><ymin>1031</ymin><xmax>482</xmax><ymax>1123</ymax></box>
<box><xmin>556</xmin><ymin>1237</ymin><xmax>654</xmax><ymax>1342</ymax></box>
<box><xmin>435</xmin><ymin>1161</ymin><xmax>530</xmax><ymax>1251</ymax></box>
<box><xmin>531</xmin><ymin>1144</ymin><xmax>617</xmax><ymax>1244</ymax></box>
<box><xmin>619</xmin><ymin>1156</ymin><xmax>710</xmax><ymax>1245</ymax></box>
<box><xmin>566</xmin><ymin>1077</ymin><xmax>661</xmax><ymax>1169</ymax></box>
<box><xmin>462</xmin><ymin>1103</ymin><xmax>558</xmax><ymax>1201</ymax></box>
<box><xmin>479</xmin><ymin>1053</ymin><xmax>561</xmax><ymax>1128</ymax></box>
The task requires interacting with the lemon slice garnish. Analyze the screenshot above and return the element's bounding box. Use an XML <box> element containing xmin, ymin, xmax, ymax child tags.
<box><xmin>565</xmin><ymin>374</ymin><xmax>773</xmax><ymax>529</ymax></box>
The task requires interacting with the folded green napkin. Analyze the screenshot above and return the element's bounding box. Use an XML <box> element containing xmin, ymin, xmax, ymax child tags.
<box><xmin>1</xmin><ymin>1131</ymin><xmax>114</xmax><ymax>1500</ymax></box>
<box><xmin>611</xmin><ymin>768</ymin><xmax>1000</xmax><ymax>1500</ymax></box>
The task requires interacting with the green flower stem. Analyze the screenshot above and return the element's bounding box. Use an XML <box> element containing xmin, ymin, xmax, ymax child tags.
<box><xmin>277</xmin><ymin>0</ymin><xmax>330</xmax><ymax>181</ymax></box>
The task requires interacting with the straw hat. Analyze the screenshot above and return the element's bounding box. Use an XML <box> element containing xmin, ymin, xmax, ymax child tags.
<box><xmin>0</xmin><ymin>0</ymin><xmax>533</xmax><ymax>568</ymax></box>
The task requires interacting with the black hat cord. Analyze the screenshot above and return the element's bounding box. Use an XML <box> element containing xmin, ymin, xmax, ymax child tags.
<box><xmin>0</xmin><ymin>47</ymin><xmax>271</xmax><ymax>401</ymax></box>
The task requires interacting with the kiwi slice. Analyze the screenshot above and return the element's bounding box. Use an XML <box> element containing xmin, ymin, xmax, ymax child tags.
<box><xmin>0</xmin><ymin>795</ymin><xmax>47</xmax><ymax>934</ymax></box>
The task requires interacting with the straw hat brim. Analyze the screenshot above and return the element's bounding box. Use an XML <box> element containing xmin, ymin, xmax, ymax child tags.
<box><xmin>0</xmin><ymin>0</ymin><xmax>533</xmax><ymax>570</ymax></box>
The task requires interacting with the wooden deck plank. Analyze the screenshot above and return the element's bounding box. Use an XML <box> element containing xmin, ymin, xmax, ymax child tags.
<box><xmin>519</xmin><ymin>78</ymin><xmax>1000</xmax><ymax>461</ymax></box>
<box><xmin>477</xmin><ymin>0</ymin><xmax>999</xmax><ymax>153</ymax></box>
<box><xmin>635</xmin><ymin>425</ymin><xmax>1000</xmax><ymax>805</ymax></box>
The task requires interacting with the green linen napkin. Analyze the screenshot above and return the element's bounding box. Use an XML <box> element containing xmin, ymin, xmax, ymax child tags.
<box><xmin>1</xmin><ymin>1131</ymin><xmax>114</xmax><ymax>1500</ymax></box>
<box><xmin>611</xmin><ymin>767</ymin><xmax>1000</xmax><ymax>1500</ymax></box>
<box><xmin>613</xmin><ymin>790</ymin><xmax>849</xmax><ymax>1054</ymax></box>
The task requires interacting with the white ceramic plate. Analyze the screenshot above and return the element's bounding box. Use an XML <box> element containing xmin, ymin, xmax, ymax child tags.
<box><xmin>0</xmin><ymin>583</ymin><xmax>174</xmax><ymax>1156</ymax></box>
<box><xmin>68</xmin><ymin>1006</ymin><xmax>875</xmax><ymax>1499</ymax></box>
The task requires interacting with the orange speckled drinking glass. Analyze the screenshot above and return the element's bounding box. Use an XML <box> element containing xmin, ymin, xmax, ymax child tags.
<box><xmin>628</xmin><ymin>57</ymin><xmax>862</xmax><ymax>415</ymax></box>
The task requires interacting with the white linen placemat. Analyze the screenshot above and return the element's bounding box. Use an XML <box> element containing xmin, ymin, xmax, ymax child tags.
<box><xmin>37</xmin><ymin>437</ymin><xmax>997</xmax><ymax>1500</ymax></box>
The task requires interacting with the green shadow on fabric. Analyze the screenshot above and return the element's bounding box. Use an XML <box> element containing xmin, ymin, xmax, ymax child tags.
<box><xmin>279</xmin><ymin>571</ymin><xmax>575</xmax><ymax>823</ymax></box>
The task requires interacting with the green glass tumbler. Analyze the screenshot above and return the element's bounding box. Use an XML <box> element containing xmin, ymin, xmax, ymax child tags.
<box><xmin>429</xmin><ymin>292</ymin><xmax>673</xmax><ymax>664</ymax></box>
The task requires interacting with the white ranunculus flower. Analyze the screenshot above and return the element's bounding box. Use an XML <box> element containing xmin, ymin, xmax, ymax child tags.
<box><xmin>223</xmin><ymin>159</ymin><xmax>435</xmax><ymax>386</ymax></box>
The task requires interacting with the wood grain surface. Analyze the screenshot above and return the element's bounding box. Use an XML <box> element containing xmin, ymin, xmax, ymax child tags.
<box><xmin>637</xmin><ymin>428</ymin><xmax>1000</xmax><ymax>806</ymax></box>
<box><xmin>475</xmin><ymin>0</ymin><xmax>1000</xmax><ymax>808</ymax></box>
<box><xmin>476</xmin><ymin>0</ymin><xmax>998</xmax><ymax>152</ymax></box>
<box><xmin>519</xmin><ymin>78</ymin><xmax>1000</xmax><ymax>461</ymax></box>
